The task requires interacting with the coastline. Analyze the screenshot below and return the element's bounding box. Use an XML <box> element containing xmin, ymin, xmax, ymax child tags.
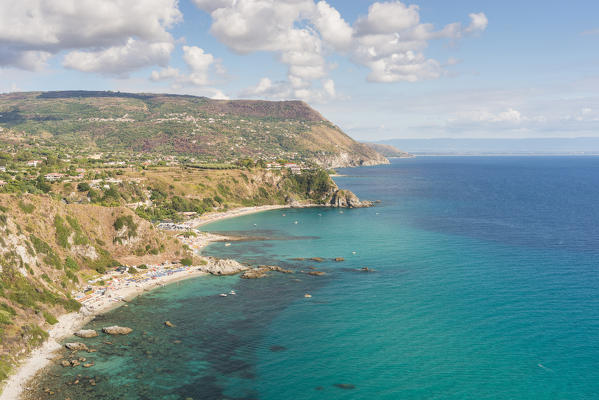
<box><xmin>0</xmin><ymin>205</ymin><xmax>283</xmax><ymax>400</ymax></box>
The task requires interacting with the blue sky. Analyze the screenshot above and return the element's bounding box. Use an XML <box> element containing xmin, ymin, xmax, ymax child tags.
<box><xmin>1</xmin><ymin>0</ymin><xmax>598</xmax><ymax>141</ymax></box>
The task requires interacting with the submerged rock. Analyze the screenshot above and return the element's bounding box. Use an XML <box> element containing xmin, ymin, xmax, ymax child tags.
<box><xmin>334</xmin><ymin>383</ymin><xmax>356</xmax><ymax>390</ymax></box>
<box><xmin>269</xmin><ymin>345</ymin><xmax>287</xmax><ymax>352</ymax></box>
<box><xmin>164</xmin><ymin>321</ymin><xmax>174</xmax><ymax>328</ymax></box>
<box><xmin>102</xmin><ymin>326</ymin><xmax>133</xmax><ymax>335</ymax></box>
<box><xmin>74</xmin><ymin>329</ymin><xmax>98</xmax><ymax>338</ymax></box>
<box><xmin>241</xmin><ymin>265</ymin><xmax>293</xmax><ymax>279</ymax></box>
<box><xmin>309</xmin><ymin>257</ymin><xmax>324</xmax><ymax>262</ymax></box>
<box><xmin>308</xmin><ymin>271</ymin><xmax>326</xmax><ymax>276</ymax></box>
<box><xmin>334</xmin><ymin>257</ymin><xmax>345</xmax><ymax>262</ymax></box>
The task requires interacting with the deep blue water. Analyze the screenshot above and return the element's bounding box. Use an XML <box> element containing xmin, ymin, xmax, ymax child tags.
<box><xmin>36</xmin><ymin>157</ymin><xmax>599</xmax><ymax>399</ymax></box>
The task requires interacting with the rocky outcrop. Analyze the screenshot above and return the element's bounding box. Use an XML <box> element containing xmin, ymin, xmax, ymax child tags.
<box><xmin>315</xmin><ymin>150</ymin><xmax>390</xmax><ymax>169</ymax></box>
<box><xmin>328</xmin><ymin>190</ymin><xmax>373</xmax><ymax>208</ymax></box>
<box><xmin>241</xmin><ymin>265</ymin><xmax>293</xmax><ymax>279</ymax></box>
<box><xmin>102</xmin><ymin>326</ymin><xmax>133</xmax><ymax>335</ymax></box>
<box><xmin>199</xmin><ymin>258</ymin><xmax>249</xmax><ymax>275</ymax></box>
<box><xmin>74</xmin><ymin>329</ymin><xmax>98</xmax><ymax>338</ymax></box>
<box><xmin>65</xmin><ymin>342</ymin><xmax>89</xmax><ymax>351</ymax></box>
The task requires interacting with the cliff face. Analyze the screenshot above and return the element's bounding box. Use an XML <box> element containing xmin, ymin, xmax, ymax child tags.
<box><xmin>0</xmin><ymin>91</ymin><xmax>388</xmax><ymax>168</ymax></box>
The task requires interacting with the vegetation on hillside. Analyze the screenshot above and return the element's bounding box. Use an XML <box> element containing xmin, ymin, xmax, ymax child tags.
<box><xmin>0</xmin><ymin>91</ymin><xmax>387</xmax><ymax>168</ymax></box>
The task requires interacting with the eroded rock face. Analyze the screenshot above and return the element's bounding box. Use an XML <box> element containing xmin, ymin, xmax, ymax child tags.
<box><xmin>328</xmin><ymin>189</ymin><xmax>373</xmax><ymax>208</ymax></box>
<box><xmin>74</xmin><ymin>329</ymin><xmax>98</xmax><ymax>338</ymax></box>
<box><xmin>199</xmin><ymin>258</ymin><xmax>249</xmax><ymax>275</ymax></box>
<box><xmin>102</xmin><ymin>326</ymin><xmax>133</xmax><ymax>335</ymax></box>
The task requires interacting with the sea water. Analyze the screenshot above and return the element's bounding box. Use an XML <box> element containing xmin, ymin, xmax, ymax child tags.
<box><xmin>33</xmin><ymin>157</ymin><xmax>599</xmax><ymax>399</ymax></box>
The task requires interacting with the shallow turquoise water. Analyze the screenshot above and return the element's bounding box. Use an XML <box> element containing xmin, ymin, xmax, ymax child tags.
<box><xmin>36</xmin><ymin>157</ymin><xmax>599</xmax><ymax>399</ymax></box>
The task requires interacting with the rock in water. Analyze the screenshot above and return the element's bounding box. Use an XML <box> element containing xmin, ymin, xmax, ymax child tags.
<box><xmin>308</xmin><ymin>271</ymin><xmax>326</xmax><ymax>276</ymax></box>
<box><xmin>74</xmin><ymin>329</ymin><xmax>98</xmax><ymax>338</ymax></box>
<box><xmin>164</xmin><ymin>321</ymin><xmax>174</xmax><ymax>327</ymax></box>
<box><xmin>334</xmin><ymin>383</ymin><xmax>356</xmax><ymax>390</ymax></box>
<box><xmin>65</xmin><ymin>342</ymin><xmax>89</xmax><ymax>351</ymax></box>
<box><xmin>198</xmin><ymin>258</ymin><xmax>249</xmax><ymax>275</ymax></box>
<box><xmin>329</xmin><ymin>189</ymin><xmax>373</xmax><ymax>208</ymax></box>
<box><xmin>102</xmin><ymin>326</ymin><xmax>133</xmax><ymax>335</ymax></box>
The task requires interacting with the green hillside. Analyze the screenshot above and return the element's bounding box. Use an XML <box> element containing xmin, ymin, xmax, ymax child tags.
<box><xmin>0</xmin><ymin>91</ymin><xmax>388</xmax><ymax>168</ymax></box>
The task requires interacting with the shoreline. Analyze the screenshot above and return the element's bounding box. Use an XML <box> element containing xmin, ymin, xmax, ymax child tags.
<box><xmin>0</xmin><ymin>265</ymin><xmax>210</xmax><ymax>400</ymax></box>
<box><xmin>0</xmin><ymin>208</ymin><xmax>264</xmax><ymax>400</ymax></box>
<box><xmin>186</xmin><ymin>204</ymin><xmax>289</xmax><ymax>228</ymax></box>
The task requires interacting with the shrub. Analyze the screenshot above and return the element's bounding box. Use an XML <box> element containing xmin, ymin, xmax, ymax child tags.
<box><xmin>43</xmin><ymin>311</ymin><xmax>58</xmax><ymax>325</ymax></box>
<box><xmin>54</xmin><ymin>215</ymin><xmax>71</xmax><ymax>248</ymax></box>
<box><xmin>77</xmin><ymin>182</ymin><xmax>90</xmax><ymax>192</ymax></box>
<box><xmin>180</xmin><ymin>257</ymin><xmax>193</xmax><ymax>266</ymax></box>
<box><xmin>18</xmin><ymin>201</ymin><xmax>35</xmax><ymax>214</ymax></box>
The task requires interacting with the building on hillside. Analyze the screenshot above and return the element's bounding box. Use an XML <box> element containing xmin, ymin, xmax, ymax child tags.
<box><xmin>284</xmin><ymin>163</ymin><xmax>302</xmax><ymax>174</ymax></box>
<box><xmin>0</xmin><ymin>166</ymin><xmax>6</xmax><ymax>172</ymax></box>
<box><xmin>0</xmin><ymin>180</ymin><xmax>6</xmax><ymax>187</ymax></box>
<box><xmin>266</xmin><ymin>163</ymin><xmax>282</xmax><ymax>170</ymax></box>
<box><xmin>45</xmin><ymin>173</ymin><xmax>65</xmax><ymax>181</ymax></box>
<box><xmin>27</xmin><ymin>160</ymin><xmax>42</xmax><ymax>167</ymax></box>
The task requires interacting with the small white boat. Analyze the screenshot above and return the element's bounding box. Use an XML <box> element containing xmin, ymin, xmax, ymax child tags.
<box><xmin>229</xmin><ymin>290</ymin><xmax>237</xmax><ymax>295</ymax></box>
<box><xmin>339</xmin><ymin>210</ymin><xmax>344</xmax><ymax>214</ymax></box>
<box><xmin>352</xmin><ymin>251</ymin><xmax>357</xmax><ymax>255</ymax></box>
<box><xmin>294</xmin><ymin>221</ymin><xmax>298</xmax><ymax>224</ymax></box>
<box><xmin>225</xmin><ymin>243</ymin><xmax>231</xmax><ymax>247</ymax></box>
<box><xmin>219</xmin><ymin>293</ymin><xmax>228</xmax><ymax>297</ymax></box>
<box><xmin>282</xmin><ymin>213</ymin><xmax>286</xmax><ymax>216</ymax></box>
<box><xmin>317</xmin><ymin>213</ymin><xmax>322</xmax><ymax>216</ymax></box>
<box><xmin>253</xmin><ymin>223</ymin><xmax>257</xmax><ymax>226</ymax></box>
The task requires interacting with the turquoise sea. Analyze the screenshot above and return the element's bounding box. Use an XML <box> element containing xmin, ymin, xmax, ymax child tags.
<box><xmin>33</xmin><ymin>157</ymin><xmax>599</xmax><ymax>399</ymax></box>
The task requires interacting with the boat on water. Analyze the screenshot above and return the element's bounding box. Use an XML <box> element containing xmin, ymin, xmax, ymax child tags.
<box><xmin>229</xmin><ymin>290</ymin><xmax>236</xmax><ymax>295</ymax></box>
<box><xmin>219</xmin><ymin>293</ymin><xmax>228</xmax><ymax>297</ymax></box>
<box><xmin>225</xmin><ymin>243</ymin><xmax>231</xmax><ymax>247</ymax></box>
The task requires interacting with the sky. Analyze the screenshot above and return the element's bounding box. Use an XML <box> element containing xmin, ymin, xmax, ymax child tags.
<box><xmin>1</xmin><ymin>0</ymin><xmax>598</xmax><ymax>141</ymax></box>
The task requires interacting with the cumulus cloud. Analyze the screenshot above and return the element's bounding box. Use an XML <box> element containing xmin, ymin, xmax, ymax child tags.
<box><xmin>241</xmin><ymin>76</ymin><xmax>336</xmax><ymax>103</ymax></box>
<box><xmin>64</xmin><ymin>39</ymin><xmax>173</xmax><ymax>75</ymax></box>
<box><xmin>193</xmin><ymin>0</ymin><xmax>487</xmax><ymax>99</ymax></box>
<box><xmin>150</xmin><ymin>45</ymin><xmax>226</xmax><ymax>97</ymax></box>
<box><xmin>0</xmin><ymin>0</ymin><xmax>182</xmax><ymax>73</ymax></box>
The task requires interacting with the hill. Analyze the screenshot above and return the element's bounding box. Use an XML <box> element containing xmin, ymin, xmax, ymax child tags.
<box><xmin>364</xmin><ymin>143</ymin><xmax>413</xmax><ymax>158</ymax></box>
<box><xmin>0</xmin><ymin>91</ymin><xmax>388</xmax><ymax>168</ymax></box>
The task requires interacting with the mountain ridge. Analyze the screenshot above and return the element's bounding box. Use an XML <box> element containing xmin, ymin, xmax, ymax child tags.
<box><xmin>0</xmin><ymin>91</ymin><xmax>388</xmax><ymax>168</ymax></box>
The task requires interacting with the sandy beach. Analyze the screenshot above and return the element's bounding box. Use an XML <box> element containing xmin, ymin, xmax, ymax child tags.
<box><xmin>0</xmin><ymin>212</ymin><xmax>249</xmax><ymax>400</ymax></box>
<box><xmin>186</xmin><ymin>204</ymin><xmax>288</xmax><ymax>228</ymax></box>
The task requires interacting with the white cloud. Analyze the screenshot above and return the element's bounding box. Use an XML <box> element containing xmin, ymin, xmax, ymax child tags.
<box><xmin>354</xmin><ymin>2</ymin><xmax>421</xmax><ymax>35</ymax></box>
<box><xmin>241</xmin><ymin>76</ymin><xmax>337</xmax><ymax>103</ymax></box>
<box><xmin>465</xmin><ymin>12</ymin><xmax>489</xmax><ymax>34</ymax></box>
<box><xmin>63</xmin><ymin>39</ymin><xmax>173</xmax><ymax>75</ymax></box>
<box><xmin>313</xmin><ymin>1</ymin><xmax>353</xmax><ymax>50</ymax></box>
<box><xmin>192</xmin><ymin>0</ymin><xmax>487</xmax><ymax>98</ymax></box>
<box><xmin>182</xmin><ymin>45</ymin><xmax>216</xmax><ymax>85</ymax></box>
<box><xmin>0</xmin><ymin>0</ymin><xmax>182</xmax><ymax>73</ymax></box>
<box><xmin>150</xmin><ymin>45</ymin><xmax>225</xmax><ymax>94</ymax></box>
